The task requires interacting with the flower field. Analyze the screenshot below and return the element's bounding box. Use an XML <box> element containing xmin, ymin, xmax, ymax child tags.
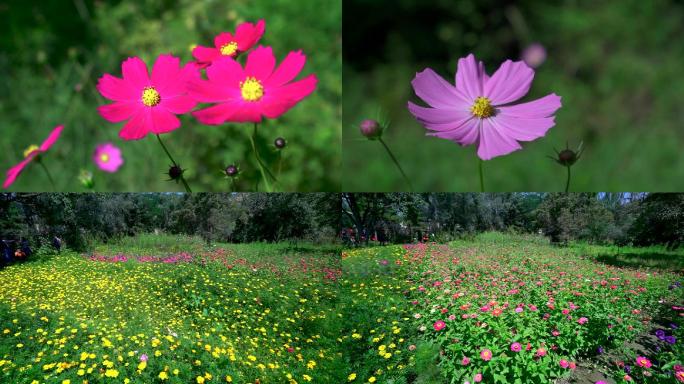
<box><xmin>341</xmin><ymin>233</ymin><xmax>684</xmax><ymax>383</ymax></box>
<box><xmin>0</xmin><ymin>241</ymin><xmax>345</xmax><ymax>383</ymax></box>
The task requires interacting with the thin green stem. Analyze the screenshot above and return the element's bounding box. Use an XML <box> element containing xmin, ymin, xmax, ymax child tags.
<box><xmin>479</xmin><ymin>158</ymin><xmax>485</xmax><ymax>192</ymax></box>
<box><xmin>277</xmin><ymin>150</ymin><xmax>283</xmax><ymax>180</ymax></box>
<box><xmin>36</xmin><ymin>159</ymin><xmax>56</xmax><ymax>191</ymax></box>
<box><xmin>565</xmin><ymin>166</ymin><xmax>571</xmax><ymax>193</ymax></box>
<box><xmin>155</xmin><ymin>134</ymin><xmax>192</xmax><ymax>193</ymax></box>
<box><xmin>250</xmin><ymin>124</ymin><xmax>272</xmax><ymax>192</ymax></box>
<box><xmin>378</xmin><ymin>137</ymin><xmax>413</xmax><ymax>192</ymax></box>
<box><xmin>230</xmin><ymin>178</ymin><xmax>236</xmax><ymax>192</ymax></box>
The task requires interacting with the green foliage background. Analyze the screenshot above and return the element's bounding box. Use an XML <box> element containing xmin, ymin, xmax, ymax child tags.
<box><xmin>343</xmin><ymin>0</ymin><xmax>684</xmax><ymax>191</ymax></box>
<box><xmin>0</xmin><ymin>0</ymin><xmax>341</xmax><ymax>192</ymax></box>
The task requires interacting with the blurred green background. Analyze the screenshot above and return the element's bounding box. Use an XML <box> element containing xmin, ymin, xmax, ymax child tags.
<box><xmin>343</xmin><ymin>0</ymin><xmax>684</xmax><ymax>191</ymax></box>
<box><xmin>0</xmin><ymin>0</ymin><xmax>341</xmax><ymax>192</ymax></box>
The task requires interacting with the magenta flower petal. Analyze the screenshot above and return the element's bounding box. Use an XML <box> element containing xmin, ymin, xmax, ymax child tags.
<box><xmin>191</xmin><ymin>45</ymin><xmax>220</xmax><ymax>64</ymax></box>
<box><xmin>3</xmin><ymin>157</ymin><xmax>34</xmax><ymax>188</ymax></box>
<box><xmin>492</xmin><ymin>115</ymin><xmax>556</xmax><ymax>142</ymax></box>
<box><xmin>412</xmin><ymin>68</ymin><xmax>469</xmax><ymax>109</ymax></box>
<box><xmin>497</xmin><ymin>93</ymin><xmax>562</xmax><ymax>118</ymax></box>
<box><xmin>214</xmin><ymin>32</ymin><xmax>236</xmax><ymax>49</ymax></box>
<box><xmin>485</xmin><ymin>60</ymin><xmax>535</xmax><ymax>105</ymax></box>
<box><xmin>150</xmin><ymin>109</ymin><xmax>181</xmax><ymax>134</ymax></box>
<box><xmin>235</xmin><ymin>20</ymin><xmax>265</xmax><ymax>51</ymax></box>
<box><xmin>151</xmin><ymin>54</ymin><xmax>181</xmax><ymax>93</ymax></box>
<box><xmin>121</xmin><ymin>57</ymin><xmax>150</xmax><ymax>89</ymax></box>
<box><xmin>161</xmin><ymin>96</ymin><xmax>198</xmax><ymax>115</ymax></box>
<box><xmin>455</xmin><ymin>54</ymin><xmax>487</xmax><ymax>101</ymax></box>
<box><xmin>478</xmin><ymin>119</ymin><xmax>523</xmax><ymax>160</ymax></box>
<box><xmin>266</xmin><ymin>50</ymin><xmax>306</xmax><ymax>87</ymax></box>
<box><xmin>245</xmin><ymin>46</ymin><xmax>276</xmax><ymax>79</ymax></box>
<box><xmin>427</xmin><ymin>118</ymin><xmax>479</xmax><ymax>145</ymax></box>
<box><xmin>119</xmin><ymin>111</ymin><xmax>148</xmax><ymax>140</ymax></box>
<box><xmin>39</xmin><ymin>125</ymin><xmax>63</xmax><ymax>151</ymax></box>
<box><xmin>192</xmin><ymin>102</ymin><xmax>240</xmax><ymax>125</ymax></box>
<box><xmin>206</xmin><ymin>56</ymin><xmax>245</xmax><ymax>86</ymax></box>
<box><xmin>97</xmin><ymin>74</ymin><xmax>137</xmax><ymax>102</ymax></box>
<box><xmin>4</xmin><ymin>125</ymin><xmax>63</xmax><ymax>188</ymax></box>
<box><xmin>407</xmin><ymin>102</ymin><xmax>470</xmax><ymax>126</ymax></box>
<box><xmin>97</xmin><ymin>102</ymin><xmax>137</xmax><ymax>123</ymax></box>
<box><xmin>192</xmin><ymin>20</ymin><xmax>265</xmax><ymax>68</ymax></box>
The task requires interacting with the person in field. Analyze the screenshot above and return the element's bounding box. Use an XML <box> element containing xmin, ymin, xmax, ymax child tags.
<box><xmin>52</xmin><ymin>236</ymin><xmax>62</xmax><ymax>253</ymax></box>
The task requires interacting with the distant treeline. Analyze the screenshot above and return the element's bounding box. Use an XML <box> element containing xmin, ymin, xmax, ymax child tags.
<box><xmin>0</xmin><ymin>193</ymin><xmax>340</xmax><ymax>251</ymax></box>
<box><xmin>342</xmin><ymin>193</ymin><xmax>684</xmax><ymax>249</ymax></box>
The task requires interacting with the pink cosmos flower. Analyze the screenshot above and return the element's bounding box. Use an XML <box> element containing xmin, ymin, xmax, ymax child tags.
<box><xmin>461</xmin><ymin>356</ymin><xmax>470</xmax><ymax>366</ymax></box>
<box><xmin>433</xmin><ymin>320</ymin><xmax>446</xmax><ymax>331</ymax></box>
<box><xmin>140</xmin><ymin>354</ymin><xmax>148</xmax><ymax>362</ymax></box>
<box><xmin>510</xmin><ymin>342</ymin><xmax>522</xmax><ymax>352</ymax></box>
<box><xmin>93</xmin><ymin>143</ymin><xmax>124</xmax><ymax>173</ymax></box>
<box><xmin>480</xmin><ymin>349</ymin><xmax>492</xmax><ymax>361</ymax></box>
<box><xmin>189</xmin><ymin>46</ymin><xmax>317</xmax><ymax>124</ymax></box>
<box><xmin>559</xmin><ymin>359</ymin><xmax>569</xmax><ymax>369</ymax></box>
<box><xmin>578</xmin><ymin>317</ymin><xmax>588</xmax><ymax>325</ymax></box>
<box><xmin>4</xmin><ymin>125</ymin><xmax>63</xmax><ymax>188</ymax></box>
<box><xmin>192</xmin><ymin>20</ymin><xmax>265</xmax><ymax>68</ymax></box>
<box><xmin>473</xmin><ymin>373</ymin><xmax>482</xmax><ymax>383</ymax></box>
<box><xmin>408</xmin><ymin>54</ymin><xmax>562</xmax><ymax>160</ymax></box>
<box><xmin>521</xmin><ymin>43</ymin><xmax>547</xmax><ymax>68</ymax></box>
<box><xmin>96</xmin><ymin>54</ymin><xmax>199</xmax><ymax>140</ymax></box>
<box><xmin>636</xmin><ymin>356</ymin><xmax>652</xmax><ymax>368</ymax></box>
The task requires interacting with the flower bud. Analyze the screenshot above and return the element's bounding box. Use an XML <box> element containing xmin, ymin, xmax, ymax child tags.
<box><xmin>360</xmin><ymin>119</ymin><xmax>383</xmax><ymax>139</ymax></box>
<box><xmin>225</xmin><ymin>164</ymin><xmax>239</xmax><ymax>177</ymax></box>
<box><xmin>551</xmin><ymin>142</ymin><xmax>583</xmax><ymax>167</ymax></box>
<box><xmin>78</xmin><ymin>170</ymin><xmax>94</xmax><ymax>189</ymax></box>
<box><xmin>168</xmin><ymin>165</ymin><xmax>184</xmax><ymax>181</ymax></box>
<box><xmin>274</xmin><ymin>137</ymin><xmax>287</xmax><ymax>149</ymax></box>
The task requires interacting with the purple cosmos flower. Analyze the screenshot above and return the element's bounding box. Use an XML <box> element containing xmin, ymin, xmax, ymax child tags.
<box><xmin>656</xmin><ymin>329</ymin><xmax>666</xmax><ymax>340</ymax></box>
<box><xmin>408</xmin><ymin>54</ymin><xmax>561</xmax><ymax>160</ymax></box>
<box><xmin>665</xmin><ymin>335</ymin><xmax>676</xmax><ymax>344</ymax></box>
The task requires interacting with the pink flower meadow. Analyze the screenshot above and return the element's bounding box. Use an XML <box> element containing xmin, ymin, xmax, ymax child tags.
<box><xmin>96</xmin><ymin>54</ymin><xmax>199</xmax><ymax>140</ymax></box>
<box><xmin>408</xmin><ymin>53</ymin><xmax>562</xmax><ymax>160</ymax></box>
<box><xmin>192</xmin><ymin>20</ymin><xmax>265</xmax><ymax>67</ymax></box>
<box><xmin>93</xmin><ymin>143</ymin><xmax>124</xmax><ymax>173</ymax></box>
<box><xmin>4</xmin><ymin>125</ymin><xmax>63</xmax><ymax>189</ymax></box>
<box><xmin>189</xmin><ymin>46</ymin><xmax>317</xmax><ymax>124</ymax></box>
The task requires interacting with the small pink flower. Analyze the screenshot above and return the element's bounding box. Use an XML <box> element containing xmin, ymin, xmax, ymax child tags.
<box><xmin>624</xmin><ymin>375</ymin><xmax>633</xmax><ymax>382</ymax></box>
<box><xmin>569</xmin><ymin>362</ymin><xmax>576</xmax><ymax>370</ymax></box>
<box><xmin>433</xmin><ymin>320</ymin><xmax>446</xmax><ymax>331</ymax></box>
<box><xmin>535</xmin><ymin>347</ymin><xmax>547</xmax><ymax>357</ymax></box>
<box><xmin>192</xmin><ymin>20</ymin><xmax>265</xmax><ymax>67</ymax></box>
<box><xmin>96</xmin><ymin>54</ymin><xmax>199</xmax><ymax>140</ymax></box>
<box><xmin>461</xmin><ymin>356</ymin><xmax>470</xmax><ymax>366</ymax></box>
<box><xmin>552</xmin><ymin>330</ymin><xmax>560</xmax><ymax>337</ymax></box>
<box><xmin>189</xmin><ymin>46</ymin><xmax>317</xmax><ymax>124</ymax></box>
<box><xmin>559</xmin><ymin>359</ymin><xmax>569</xmax><ymax>369</ymax></box>
<box><xmin>521</xmin><ymin>43</ymin><xmax>547</xmax><ymax>68</ymax></box>
<box><xmin>93</xmin><ymin>143</ymin><xmax>124</xmax><ymax>172</ymax></box>
<box><xmin>408</xmin><ymin>344</ymin><xmax>416</xmax><ymax>351</ymax></box>
<box><xmin>510</xmin><ymin>342</ymin><xmax>522</xmax><ymax>352</ymax></box>
<box><xmin>515</xmin><ymin>307</ymin><xmax>523</xmax><ymax>313</ymax></box>
<box><xmin>448</xmin><ymin>314</ymin><xmax>456</xmax><ymax>321</ymax></box>
<box><xmin>480</xmin><ymin>349</ymin><xmax>492</xmax><ymax>361</ymax></box>
<box><xmin>578</xmin><ymin>317</ymin><xmax>588</xmax><ymax>325</ymax></box>
<box><xmin>4</xmin><ymin>125</ymin><xmax>63</xmax><ymax>188</ymax></box>
<box><xmin>140</xmin><ymin>354</ymin><xmax>148</xmax><ymax>362</ymax></box>
<box><xmin>636</xmin><ymin>356</ymin><xmax>652</xmax><ymax>368</ymax></box>
<box><xmin>473</xmin><ymin>373</ymin><xmax>482</xmax><ymax>383</ymax></box>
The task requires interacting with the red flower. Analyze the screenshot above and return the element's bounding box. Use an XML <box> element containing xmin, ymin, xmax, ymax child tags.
<box><xmin>96</xmin><ymin>54</ymin><xmax>199</xmax><ymax>140</ymax></box>
<box><xmin>192</xmin><ymin>20</ymin><xmax>265</xmax><ymax>67</ymax></box>
<box><xmin>433</xmin><ymin>320</ymin><xmax>446</xmax><ymax>331</ymax></box>
<box><xmin>189</xmin><ymin>46</ymin><xmax>317</xmax><ymax>124</ymax></box>
<box><xmin>4</xmin><ymin>125</ymin><xmax>63</xmax><ymax>188</ymax></box>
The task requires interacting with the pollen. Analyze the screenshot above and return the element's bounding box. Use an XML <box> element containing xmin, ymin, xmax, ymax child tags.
<box><xmin>220</xmin><ymin>42</ymin><xmax>239</xmax><ymax>57</ymax></box>
<box><xmin>100</xmin><ymin>154</ymin><xmax>110</xmax><ymax>163</ymax></box>
<box><xmin>240</xmin><ymin>77</ymin><xmax>264</xmax><ymax>102</ymax></box>
<box><xmin>141</xmin><ymin>87</ymin><xmax>161</xmax><ymax>107</ymax></box>
<box><xmin>23</xmin><ymin>145</ymin><xmax>39</xmax><ymax>158</ymax></box>
<box><xmin>470</xmin><ymin>96</ymin><xmax>495</xmax><ymax>118</ymax></box>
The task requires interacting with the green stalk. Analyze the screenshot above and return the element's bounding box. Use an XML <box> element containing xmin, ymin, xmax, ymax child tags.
<box><xmin>378</xmin><ymin>137</ymin><xmax>414</xmax><ymax>192</ymax></box>
<box><xmin>155</xmin><ymin>134</ymin><xmax>192</xmax><ymax>193</ymax></box>
<box><xmin>479</xmin><ymin>158</ymin><xmax>485</xmax><ymax>192</ymax></box>
<box><xmin>250</xmin><ymin>123</ymin><xmax>273</xmax><ymax>192</ymax></box>
<box><xmin>36</xmin><ymin>158</ymin><xmax>56</xmax><ymax>191</ymax></box>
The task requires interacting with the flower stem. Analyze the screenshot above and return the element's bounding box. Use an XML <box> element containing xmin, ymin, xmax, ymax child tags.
<box><xmin>155</xmin><ymin>134</ymin><xmax>192</xmax><ymax>193</ymax></box>
<box><xmin>36</xmin><ymin>159</ymin><xmax>56</xmax><ymax>191</ymax></box>
<box><xmin>565</xmin><ymin>165</ymin><xmax>571</xmax><ymax>193</ymax></box>
<box><xmin>277</xmin><ymin>150</ymin><xmax>283</xmax><ymax>180</ymax></box>
<box><xmin>230</xmin><ymin>178</ymin><xmax>236</xmax><ymax>192</ymax></box>
<box><xmin>479</xmin><ymin>158</ymin><xmax>485</xmax><ymax>192</ymax></box>
<box><xmin>250</xmin><ymin>123</ymin><xmax>274</xmax><ymax>192</ymax></box>
<box><xmin>378</xmin><ymin>137</ymin><xmax>413</xmax><ymax>191</ymax></box>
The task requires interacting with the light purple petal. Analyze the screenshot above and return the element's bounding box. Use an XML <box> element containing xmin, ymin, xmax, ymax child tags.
<box><xmin>455</xmin><ymin>54</ymin><xmax>486</xmax><ymax>101</ymax></box>
<box><xmin>484</xmin><ymin>60</ymin><xmax>534</xmax><ymax>105</ymax></box>
<box><xmin>496</xmin><ymin>93</ymin><xmax>562</xmax><ymax>118</ymax></box>
<box><xmin>477</xmin><ymin>119</ymin><xmax>522</xmax><ymax>160</ymax></box>
<box><xmin>411</xmin><ymin>68</ymin><xmax>470</xmax><ymax>109</ymax></box>
<box><xmin>490</xmin><ymin>114</ymin><xmax>556</xmax><ymax>142</ymax></box>
<box><xmin>407</xmin><ymin>101</ymin><xmax>472</xmax><ymax>127</ymax></box>
<box><xmin>427</xmin><ymin>118</ymin><xmax>479</xmax><ymax>146</ymax></box>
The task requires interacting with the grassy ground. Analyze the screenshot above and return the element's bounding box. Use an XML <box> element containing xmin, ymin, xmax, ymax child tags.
<box><xmin>0</xmin><ymin>0</ymin><xmax>341</xmax><ymax>192</ymax></box>
<box><xmin>340</xmin><ymin>233</ymin><xmax>684</xmax><ymax>383</ymax></box>
<box><xmin>342</xmin><ymin>0</ymin><xmax>684</xmax><ymax>191</ymax></box>
<box><xmin>0</xmin><ymin>236</ymin><xmax>344</xmax><ymax>383</ymax></box>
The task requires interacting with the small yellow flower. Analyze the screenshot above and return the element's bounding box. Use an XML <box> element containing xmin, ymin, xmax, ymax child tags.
<box><xmin>368</xmin><ymin>377</ymin><xmax>376</xmax><ymax>383</ymax></box>
<box><xmin>173</xmin><ymin>369</ymin><xmax>180</xmax><ymax>375</ymax></box>
<box><xmin>196</xmin><ymin>376</ymin><xmax>205</xmax><ymax>384</ymax></box>
<box><xmin>226</xmin><ymin>375</ymin><xmax>233</xmax><ymax>382</ymax></box>
<box><xmin>105</xmin><ymin>369</ymin><xmax>119</xmax><ymax>378</ymax></box>
<box><xmin>159</xmin><ymin>371</ymin><xmax>169</xmax><ymax>380</ymax></box>
<box><xmin>62</xmin><ymin>380</ymin><xmax>70</xmax><ymax>384</ymax></box>
<box><xmin>138</xmin><ymin>361</ymin><xmax>147</xmax><ymax>371</ymax></box>
<box><xmin>348</xmin><ymin>373</ymin><xmax>357</xmax><ymax>381</ymax></box>
<box><xmin>303</xmin><ymin>374</ymin><xmax>312</xmax><ymax>382</ymax></box>
<box><xmin>247</xmin><ymin>355</ymin><xmax>257</xmax><ymax>361</ymax></box>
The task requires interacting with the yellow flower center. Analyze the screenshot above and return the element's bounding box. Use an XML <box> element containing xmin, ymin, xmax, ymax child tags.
<box><xmin>470</xmin><ymin>96</ymin><xmax>495</xmax><ymax>118</ymax></box>
<box><xmin>100</xmin><ymin>154</ymin><xmax>109</xmax><ymax>163</ymax></box>
<box><xmin>23</xmin><ymin>144</ymin><xmax>39</xmax><ymax>158</ymax></box>
<box><xmin>141</xmin><ymin>87</ymin><xmax>161</xmax><ymax>107</ymax></box>
<box><xmin>220</xmin><ymin>42</ymin><xmax>239</xmax><ymax>56</ymax></box>
<box><xmin>240</xmin><ymin>77</ymin><xmax>264</xmax><ymax>102</ymax></box>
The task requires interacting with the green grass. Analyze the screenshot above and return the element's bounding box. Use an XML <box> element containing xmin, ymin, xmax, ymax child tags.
<box><xmin>0</xmin><ymin>0</ymin><xmax>341</xmax><ymax>192</ymax></box>
<box><xmin>342</xmin><ymin>0</ymin><xmax>684</xmax><ymax>191</ymax></box>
